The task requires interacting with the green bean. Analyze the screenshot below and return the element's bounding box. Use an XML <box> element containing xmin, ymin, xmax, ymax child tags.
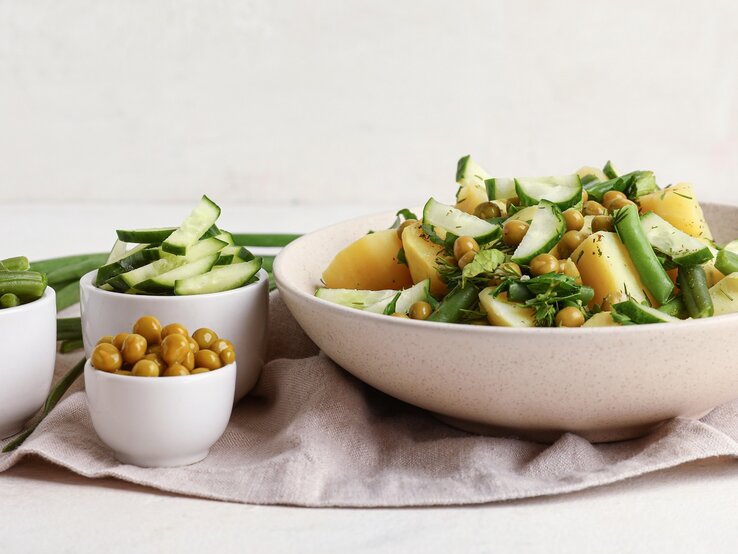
<box><xmin>0</xmin><ymin>256</ymin><xmax>29</xmax><ymax>271</ymax></box>
<box><xmin>261</xmin><ymin>255</ymin><xmax>275</xmax><ymax>273</ymax></box>
<box><xmin>658</xmin><ymin>296</ymin><xmax>688</xmax><ymax>319</ymax></box>
<box><xmin>427</xmin><ymin>285</ymin><xmax>479</xmax><ymax>323</ymax></box>
<box><xmin>59</xmin><ymin>339</ymin><xmax>83</xmax><ymax>354</ymax></box>
<box><xmin>55</xmin><ymin>281</ymin><xmax>80</xmax><ymax>312</ymax></box>
<box><xmin>614</xmin><ymin>204</ymin><xmax>674</xmax><ymax>305</ymax></box>
<box><xmin>0</xmin><ymin>271</ymin><xmax>47</xmax><ymax>302</ymax></box>
<box><xmin>45</xmin><ymin>255</ymin><xmax>107</xmax><ymax>286</ymax></box>
<box><xmin>0</xmin><ymin>293</ymin><xmax>20</xmax><ymax>308</ymax></box>
<box><xmin>715</xmin><ymin>249</ymin><xmax>738</xmax><ymax>276</ymax></box>
<box><xmin>678</xmin><ymin>265</ymin><xmax>713</xmax><ymax>319</ymax></box>
<box><xmin>3</xmin><ymin>357</ymin><xmax>86</xmax><ymax>453</ymax></box>
<box><xmin>30</xmin><ymin>253</ymin><xmax>106</xmax><ymax>275</ymax></box>
<box><xmin>231</xmin><ymin>233</ymin><xmax>301</xmax><ymax>248</ymax></box>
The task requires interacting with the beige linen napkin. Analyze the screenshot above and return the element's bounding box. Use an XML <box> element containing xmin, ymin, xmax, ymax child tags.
<box><xmin>2</xmin><ymin>292</ymin><xmax>738</xmax><ymax>507</ymax></box>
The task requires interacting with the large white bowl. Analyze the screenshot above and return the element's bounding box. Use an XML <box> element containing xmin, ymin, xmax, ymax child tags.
<box><xmin>274</xmin><ymin>203</ymin><xmax>738</xmax><ymax>443</ymax></box>
<box><xmin>0</xmin><ymin>287</ymin><xmax>57</xmax><ymax>439</ymax></box>
<box><xmin>80</xmin><ymin>270</ymin><xmax>268</xmax><ymax>402</ymax></box>
<box><xmin>84</xmin><ymin>360</ymin><xmax>235</xmax><ymax>467</ymax></box>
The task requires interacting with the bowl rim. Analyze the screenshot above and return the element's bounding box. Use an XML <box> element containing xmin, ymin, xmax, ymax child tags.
<box><xmin>84</xmin><ymin>358</ymin><xmax>237</xmax><ymax>384</ymax></box>
<box><xmin>0</xmin><ymin>286</ymin><xmax>55</xmax><ymax>318</ymax></box>
<box><xmin>80</xmin><ymin>268</ymin><xmax>268</xmax><ymax>301</ymax></box>
<box><xmin>274</xmin><ymin>204</ymin><xmax>738</xmax><ymax>335</ymax></box>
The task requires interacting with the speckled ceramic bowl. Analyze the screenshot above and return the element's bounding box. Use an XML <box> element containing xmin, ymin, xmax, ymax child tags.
<box><xmin>275</xmin><ymin>203</ymin><xmax>738</xmax><ymax>443</ymax></box>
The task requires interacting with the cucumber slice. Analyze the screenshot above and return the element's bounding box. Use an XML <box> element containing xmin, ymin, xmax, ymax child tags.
<box><xmin>630</xmin><ymin>171</ymin><xmax>658</xmax><ymax>198</ymax></box>
<box><xmin>316</xmin><ymin>288</ymin><xmax>397</xmax><ymax>310</ymax></box>
<box><xmin>723</xmin><ymin>239</ymin><xmax>738</xmax><ymax>254</ymax></box>
<box><xmin>485</xmin><ymin>178</ymin><xmax>516</xmax><ymax>200</ymax></box>
<box><xmin>174</xmin><ymin>258</ymin><xmax>262</xmax><ymax>296</ymax></box>
<box><xmin>106</xmin><ymin>240</ymin><xmax>129</xmax><ymax>264</ymax></box>
<box><xmin>116</xmin><ymin>227</ymin><xmax>176</xmax><ymax>244</ymax></box>
<box><xmin>456</xmin><ymin>155</ymin><xmax>490</xmax><ymax>188</ymax></box>
<box><xmin>612</xmin><ymin>298</ymin><xmax>679</xmax><ymax>324</ymax></box>
<box><xmin>640</xmin><ymin>212</ymin><xmax>713</xmax><ymax>266</ymax></box>
<box><xmin>108</xmin><ymin>238</ymin><xmax>227</xmax><ymax>291</ymax></box>
<box><xmin>365</xmin><ymin>279</ymin><xmax>431</xmax><ymax>314</ymax></box>
<box><xmin>136</xmin><ymin>254</ymin><xmax>219</xmax><ymax>293</ymax></box>
<box><xmin>603</xmin><ymin>160</ymin><xmax>619</xmax><ymax>179</ymax></box>
<box><xmin>96</xmin><ymin>244</ymin><xmax>160</xmax><ymax>287</ymax></box>
<box><xmin>422</xmin><ymin>198</ymin><xmax>501</xmax><ymax>244</ymax></box>
<box><xmin>162</xmin><ymin>195</ymin><xmax>222</xmax><ymax>255</ymax></box>
<box><xmin>215</xmin><ymin>245</ymin><xmax>254</xmax><ymax>266</ymax></box>
<box><xmin>214</xmin><ymin>231</ymin><xmax>235</xmax><ymax>245</ymax></box>
<box><xmin>504</xmin><ymin>205</ymin><xmax>538</xmax><ymax>224</ymax></box>
<box><xmin>511</xmin><ymin>201</ymin><xmax>566</xmax><ymax>265</ymax></box>
<box><xmin>515</xmin><ymin>175</ymin><xmax>582</xmax><ymax>210</ymax></box>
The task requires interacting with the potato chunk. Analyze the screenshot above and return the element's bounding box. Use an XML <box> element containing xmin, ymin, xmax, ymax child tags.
<box><xmin>401</xmin><ymin>221</ymin><xmax>448</xmax><ymax>296</ymax></box>
<box><xmin>322</xmin><ymin>229</ymin><xmax>413</xmax><ymax>290</ymax></box>
<box><xmin>637</xmin><ymin>183</ymin><xmax>713</xmax><ymax>241</ymax></box>
<box><xmin>571</xmin><ymin>231</ymin><xmax>654</xmax><ymax>307</ymax></box>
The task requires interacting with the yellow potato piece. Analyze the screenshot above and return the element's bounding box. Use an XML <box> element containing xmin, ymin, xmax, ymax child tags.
<box><xmin>582</xmin><ymin>312</ymin><xmax>620</xmax><ymax>327</ymax></box>
<box><xmin>637</xmin><ymin>183</ymin><xmax>713</xmax><ymax>241</ymax></box>
<box><xmin>571</xmin><ymin>231</ymin><xmax>654</xmax><ymax>307</ymax></box>
<box><xmin>455</xmin><ymin>183</ymin><xmax>488</xmax><ymax>215</ymax></box>
<box><xmin>401</xmin><ymin>221</ymin><xmax>448</xmax><ymax>296</ymax></box>
<box><xmin>479</xmin><ymin>289</ymin><xmax>536</xmax><ymax>327</ymax></box>
<box><xmin>322</xmin><ymin>229</ymin><xmax>413</xmax><ymax>290</ymax></box>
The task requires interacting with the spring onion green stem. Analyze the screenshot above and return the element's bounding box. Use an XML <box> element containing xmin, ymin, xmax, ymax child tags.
<box><xmin>45</xmin><ymin>256</ymin><xmax>107</xmax><ymax>286</ymax></box>
<box><xmin>30</xmin><ymin>253</ymin><xmax>107</xmax><ymax>275</ymax></box>
<box><xmin>60</xmin><ymin>339</ymin><xmax>84</xmax><ymax>354</ymax></box>
<box><xmin>614</xmin><ymin>204</ymin><xmax>674</xmax><ymax>305</ymax></box>
<box><xmin>3</xmin><ymin>357</ymin><xmax>86</xmax><ymax>453</ymax></box>
<box><xmin>55</xmin><ymin>281</ymin><xmax>80</xmax><ymax>312</ymax></box>
<box><xmin>232</xmin><ymin>234</ymin><xmax>300</xmax><ymax>248</ymax></box>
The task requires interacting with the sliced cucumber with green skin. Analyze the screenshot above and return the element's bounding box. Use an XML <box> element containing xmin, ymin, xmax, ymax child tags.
<box><xmin>215</xmin><ymin>245</ymin><xmax>254</xmax><ymax>266</ymax></box>
<box><xmin>162</xmin><ymin>195</ymin><xmax>221</xmax><ymax>255</ymax></box>
<box><xmin>106</xmin><ymin>240</ymin><xmax>129</xmax><ymax>264</ymax></box>
<box><xmin>174</xmin><ymin>258</ymin><xmax>261</xmax><ymax>296</ymax></box>
<box><xmin>108</xmin><ymin>238</ymin><xmax>227</xmax><ymax>291</ymax></box>
<box><xmin>456</xmin><ymin>155</ymin><xmax>490</xmax><ymax>188</ymax></box>
<box><xmin>136</xmin><ymin>254</ymin><xmax>219</xmax><ymax>293</ymax></box>
<box><xmin>723</xmin><ymin>239</ymin><xmax>738</xmax><ymax>254</ymax></box>
<box><xmin>116</xmin><ymin>227</ymin><xmax>176</xmax><ymax>244</ymax></box>
<box><xmin>715</xmin><ymin>249</ymin><xmax>738</xmax><ymax>276</ymax></box>
<box><xmin>640</xmin><ymin>212</ymin><xmax>714</xmax><ymax>266</ymax></box>
<box><xmin>315</xmin><ymin>288</ymin><xmax>397</xmax><ymax>310</ymax></box>
<box><xmin>96</xmin><ymin>244</ymin><xmax>160</xmax><ymax>287</ymax></box>
<box><xmin>423</xmin><ymin>198</ymin><xmax>501</xmax><ymax>244</ymax></box>
<box><xmin>215</xmin><ymin>231</ymin><xmax>235</xmax><ymax>245</ymax></box>
<box><xmin>629</xmin><ymin>171</ymin><xmax>658</xmax><ymax>198</ymax></box>
<box><xmin>511</xmin><ymin>201</ymin><xmax>566</xmax><ymax>265</ymax></box>
<box><xmin>602</xmin><ymin>160</ymin><xmax>619</xmax><ymax>179</ymax></box>
<box><xmin>613</xmin><ymin>298</ymin><xmax>679</xmax><ymax>324</ymax></box>
<box><xmin>485</xmin><ymin>178</ymin><xmax>516</xmax><ymax>200</ymax></box>
<box><xmin>366</xmin><ymin>279</ymin><xmax>431</xmax><ymax>314</ymax></box>
<box><xmin>514</xmin><ymin>174</ymin><xmax>582</xmax><ymax>210</ymax></box>
<box><xmin>504</xmin><ymin>205</ymin><xmax>538</xmax><ymax>223</ymax></box>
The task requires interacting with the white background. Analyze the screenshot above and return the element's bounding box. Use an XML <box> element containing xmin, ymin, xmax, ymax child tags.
<box><xmin>2</xmin><ymin>1</ymin><xmax>738</xmax><ymax>212</ymax></box>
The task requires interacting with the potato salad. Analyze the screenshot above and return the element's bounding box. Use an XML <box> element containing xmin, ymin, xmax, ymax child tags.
<box><xmin>316</xmin><ymin>157</ymin><xmax>738</xmax><ymax>327</ymax></box>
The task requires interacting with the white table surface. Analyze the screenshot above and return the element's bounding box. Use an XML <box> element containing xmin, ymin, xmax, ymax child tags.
<box><xmin>2</xmin><ymin>203</ymin><xmax>738</xmax><ymax>554</ymax></box>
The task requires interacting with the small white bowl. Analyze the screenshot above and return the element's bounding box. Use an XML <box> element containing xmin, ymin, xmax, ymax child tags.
<box><xmin>0</xmin><ymin>287</ymin><xmax>57</xmax><ymax>439</ymax></box>
<box><xmin>79</xmin><ymin>269</ymin><xmax>268</xmax><ymax>402</ymax></box>
<box><xmin>84</xmin><ymin>360</ymin><xmax>236</xmax><ymax>467</ymax></box>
